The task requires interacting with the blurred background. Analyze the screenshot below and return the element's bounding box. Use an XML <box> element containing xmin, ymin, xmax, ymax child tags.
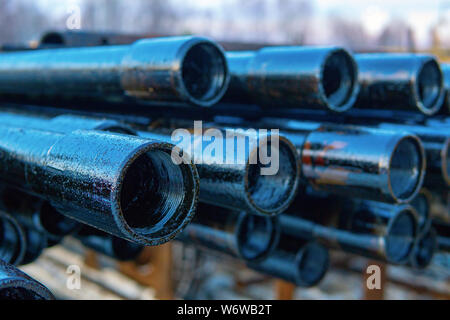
<box><xmin>1</xmin><ymin>0</ymin><xmax>450</xmax><ymax>53</ymax></box>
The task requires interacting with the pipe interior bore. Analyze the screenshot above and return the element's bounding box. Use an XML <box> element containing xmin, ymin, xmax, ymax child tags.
<box><xmin>40</xmin><ymin>202</ymin><xmax>79</xmax><ymax>237</ymax></box>
<box><xmin>181</xmin><ymin>42</ymin><xmax>228</xmax><ymax>105</ymax></box>
<box><xmin>321</xmin><ymin>50</ymin><xmax>357</xmax><ymax>111</ymax></box>
<box><xmin>416</xmin><ymin>60</ymin><xmax>443</xmax><ymax>113</ymax></box>
<box><xmin>111</xmin><ymin>237</ymin><xmax>143</xmax><ymax>261</ymax></box>
<box><xmin>296</xmin><ymin>243</ymin><xmax>329</xmax><ymax>286</ymax></box>
<box><xmin>120</xmin><ymin>149</ymin><xmax>191</xmax><ymax>241</ymax></box>
<box><xmin>385</xmin><ymin>209</ymin><xmax>416</xmax><ymax>263</ymax></box>
<box><xmin>237</xmin><ymin>215</ymin><xmax>277</xmax><ymax>261</ymax></box>
<box><xmin>246</xmin><ymin>139</ymin><xmax>298</xmax><ymax>214</ymax></box>
<box><xmin>389</xmin><ymin>137</ymin><xmax>423</xmax><ymax>201</ymax></box>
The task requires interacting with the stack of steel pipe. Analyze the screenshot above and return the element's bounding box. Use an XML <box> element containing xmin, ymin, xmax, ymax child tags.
<box><xmin>0</xmin><ymin>32</ymin><xmax>447</xmax><ymax>298</ymax></box>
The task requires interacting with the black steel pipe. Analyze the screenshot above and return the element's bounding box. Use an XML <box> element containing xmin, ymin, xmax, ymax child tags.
<box><xmin>377</xmin><ymin>123</ymin><xmax>450</xmax><ymax>189</ymax></box>
<box><xmin>254</xmin><ymin>120</ymin><xmax>426</xmax><ymax>204</ymax></box>
<box><xmin>0</xmin><ymin>259</ymin><xmax>54</xmax><ymax>300</ymax></box>
<box><xmin>139</xmin><ymin>128</ymin><xmax>300</xmax><ymax>216</ymax></box>
<box><xmin>75</xmin><ymin>226</ymin><xmax>144</xmax><ymax>261</ymax></box>
<box><xmin>0</xmin><ymin>212</ymin><xmax>26</xmax><ymax>265</ymax></box>
<box><xmin>355</xmin><ymin>53</ymin><xmax>445</xmax><ymax>115</ymax></box>
<box><xmin>0</xmin><ymin>111</ymin><xmax>136</xmax><ymax>135</ymax></box>
<box><xmin>0</xmin><ymin>126</ymin><xmax>199</xmax><ymax>245</ymax></box>
<box><xmin>408</xmin><ymin>225</ymin><xmax>437</xmax><ymax>269</ymax></box>
<box><xmin>177</xmin><ymin>203</ymin><xmax>280</xmax><ymax>262</ymax></box>
<box><xmin>225</xmin><ymin>47</ymin><xmax>359</xmax><ymax>112</ymax></box>
<box><xmin>283</xmin><ymin>199</ymin><xmax>419</xmax><ymax>264</ymax></box>
<box><xmin>0</xmin><ymin>36</ymin><xmax>229</xmax><ymax>107</ymax></box>
<box><xmin>0</xmin><ymin>186</ymin><xmax>80</xmax><ymax>241</ymax></box>
<box><xmin>249</xmin><ymin>236</ymin><xmax>329</xmax><ymax>287</ymax></box>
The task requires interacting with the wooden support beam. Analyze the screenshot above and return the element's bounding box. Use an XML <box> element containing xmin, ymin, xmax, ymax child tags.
<box><xmin>119</xmin><ymin>243</ymin><xmax>174</xmax><ymax>300</ymax></box>
<box><xmin>275</xmin><ymin>280</ymin><xmax>296</xmax><ymax>300</ymax></box>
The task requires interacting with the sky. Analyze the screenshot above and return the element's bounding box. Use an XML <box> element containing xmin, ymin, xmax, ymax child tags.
<box><xmin>35</xmin><ymin>0</ymin><xmax>450</xmax><ymax>48</ymax></box>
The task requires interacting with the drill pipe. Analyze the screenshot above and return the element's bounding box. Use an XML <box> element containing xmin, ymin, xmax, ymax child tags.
<box><xmin>75</xmin><ymin>226</ymin><xmax>144</xmax><ymax>261</ymax></box>
<box><xmin>0</xmin><ymin>212</ymin><xmax>26</xmax><ymax>265</ymax></box>
<box><xmin>177</xmin><ymin>203</ymin><xmax>280</xmax><ymax>262</ymax></box>
<box><xmin>0</xmin><ymin>36</ymin><xmax>229</xmax><ymax>107</ymax></box>
<box><xmin>138</xmin><ymin>128</ymin><xmax>300</xmax><ymax>216</ymax></box>
<box><xmin>408</xmin><ymin>225</ymin><xmax>437</xmax><ymax>270</ymax></box>
<box><xmin>355</xmin><ymin>53</ymin><xmax>444</xmax><ymax>115</ymax></box>
<box><xmin>248</xmin><ymin>236</ymin><xmax>329</xmax><ymax>287</ymax></box>
<box><xmin>0</xmin><ymin>111</ymin><xmax>136</xmax><ymax>135</ymax></box>
<box><xmin>225</xmin><ymin>47</ymin><xmax>359</xmax><ymax>112</ymax></box>
<box><xmin>0</xmin><ymin>186</ymin><xmax>80</xmax><ymax>241</ymax></box>
<box><xmin>253</xmin><ymin>120</ymin><xmax>426</xmax><ymax>204</ymax></box>
<box><xmin>283</xmin><ymin>196</ymin><xmax>419</xmax><ymax>264</ymax></box>
<box><xmin>0</xmin><ymin>259</ymin><xmax>54</xmax><ymax>300</ymax></box>
<box><xmin>0</xmin><ymin>126</ymin><xmax>199</xmax><ymax>245</ymax></box>
<box><xmin>253</xmin><ymin>118</ymin><xmax>446</xmax><ymax>191</ymax></box>
<box><xmin>377</xmin><ymin>123</ymin><xmax>450</xmax><ymax>189</ymax></box>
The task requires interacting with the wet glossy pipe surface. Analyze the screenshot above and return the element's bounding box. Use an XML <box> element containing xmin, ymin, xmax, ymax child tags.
<box><xmin>139</xmin><ymin>128</ymin><xmax>300</xmax><ymax>216</ymax></box>
<box><xmin>0</xmin><ymin>36</ymin><xmax>230</xmax><ymax>107</ymax></box>
<box><xmin>355</xmin><ymin>53</ymin><xmax>444</xmax><ymax>115</ymax></box>
<box><xmin>225</xmin><ymin>46</ymin><xmax>359</xmax><ymax>112</ymax></box>
<box><xmin>0</xmin><ymin>259</ymin><xmax>54</xmax><ymax>300</ymax></box>
<box><xmin>0</xmin><ymin>126</ymin><xmax>198</xmax><ymax>245</ymax></box>
<box><xmin>221</xmin><ymin>118</ymin><xmax>426</xmax><ymax>203</ymax></box>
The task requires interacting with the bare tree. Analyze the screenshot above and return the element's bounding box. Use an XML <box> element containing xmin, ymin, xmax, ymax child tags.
<box><xmin>377</xmin><ymin>19</ymin><xmax>415</xmax><ymax>51</ymax></box>
<box><xmin>275</xmin><ymin>0</ymin><xmax>313</xmax><ymax>45</ymax></box>
<box><xmin>134</xmin><ymin>0</ymin><xmax>178</xmax><ymax>34</ymax></box>
<box><xmin>328</xmin><ymin>14</ymin><xmax>373</xmax><ymax>50</ymax></box>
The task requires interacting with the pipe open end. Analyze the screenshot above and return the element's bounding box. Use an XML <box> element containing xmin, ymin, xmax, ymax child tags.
<box><xmin>295</xmin><ymin>242</ymin><xmax>329</xmax><ymax>287</ymax></box>
<box><xmin>40</xmin><ymin>202</ymin><xmax>80</xmax><ymax>238</ymax></box>
<box><xmin>411</xmin><ymin>228</ymin><xmax>436</xmax><ymax>269</ymax></box>
<box><xmin>415</xmin><ymin>59</ymin><xmax>444</xmax><ymax>115</ymax></box>
<box><xmin>120</xmin><ymin>146</ymin><xmax>198</xmax><ymax>245</ymax></box>
<box><xmin>389</xmin><ymin>136</ymin><xmax>424</xmax><ymax>202</ymax></box>
<box><xmin>237</xmin><ymin>215</ymin><xmax>279</xmax><ymax>261</ymax></box>
<box><xmin>385</xmin><ymin>208</ymin><xmax>417</xmax><ymax>264</ymax></box>
<box><xmin>320</xmin><ymin>49</ymin><xmax>359</xmax><ymax>112</ymax></box>
<box><xmin>246</xmin><ymin>137</ymin><xmax>299</xmax><ymax>215</ymax></box>
<box><xmin>0</xmin><ymin>215</ymin><xmax>25</xmax><ymax>266</ymax></box>
<box><xmin>181</xmin><ymin>41</ymin><xmax>229</xmax><ymax>107</ymax></box>
<box><xmin>111</xmin><ymin>237</ymin><xmax>144</xmax><ymax>261</ymax></box>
